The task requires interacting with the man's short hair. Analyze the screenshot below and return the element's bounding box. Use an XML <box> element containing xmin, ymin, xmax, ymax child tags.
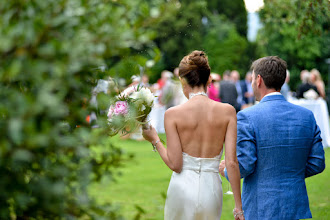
<box><xmin>251</xmin><ymin>56</ymin><xmax>287</xmax><ymax>91</ymax></box>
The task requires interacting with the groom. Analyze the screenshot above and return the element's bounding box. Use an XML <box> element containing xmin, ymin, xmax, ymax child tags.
<box><xmin>219</xmin><ymin>56</ymin><xmax>325</xmax><ymax>219</ymax></box>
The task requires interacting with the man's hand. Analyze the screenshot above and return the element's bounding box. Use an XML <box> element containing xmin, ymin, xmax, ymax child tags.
<box><xmin>219</xmin><ymin>160</ymin><xmax>226</xmax><ymax>177</ymax></box>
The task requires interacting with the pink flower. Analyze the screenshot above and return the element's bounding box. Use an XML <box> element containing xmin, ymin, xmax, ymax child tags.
<box><xmin>113</xmin><ymin>101</ymin><xmax>128</xmax><ymax>115</ymax></box>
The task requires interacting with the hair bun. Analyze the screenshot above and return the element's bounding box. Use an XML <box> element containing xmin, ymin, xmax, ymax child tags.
<box><xmin>178</xmin><ymin>50</ymin><xmax>211</xmax><ymax>87</ymax></box>
<box><xmin>188</xmin><ymin>50</ymin><xmax>209</xmax><ymax>70</ymax></box>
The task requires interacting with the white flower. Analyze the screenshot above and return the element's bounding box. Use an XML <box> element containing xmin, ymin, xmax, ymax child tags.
<box><xmin>138</xmin><ymin>87</ymin><xmax>155</xmax><ymax>106</ymax></box>
<box><xmin>130</xmin><ymin>87</ymin><xmax>154</xmax><ymax>107</ymax></box>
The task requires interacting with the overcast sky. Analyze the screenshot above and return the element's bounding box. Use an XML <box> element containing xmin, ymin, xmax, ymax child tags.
<box><xmin>244</xmin><ymin>0</ymin><xmax>264</xmax><ymax>12</ymax></box>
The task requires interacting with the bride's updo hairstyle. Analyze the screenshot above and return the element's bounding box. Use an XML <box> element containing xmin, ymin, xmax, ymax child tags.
<box><xmin>179</xmin><ymin>50</ymin><xmax>211</xmax><ymax>88</ymax></box>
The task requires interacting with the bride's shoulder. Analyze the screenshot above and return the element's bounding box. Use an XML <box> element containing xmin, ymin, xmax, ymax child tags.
<box><xmin>164</xmin><ymin>105</ymin><xmax>180</xmax><ymax>116</ymax></box>
<box><xmin>214</xmin><ymin>102</ymin><xmax>236</xmax><ymax>114</ymax></box>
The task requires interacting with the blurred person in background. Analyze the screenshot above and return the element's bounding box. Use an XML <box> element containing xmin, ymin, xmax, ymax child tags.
<box><xmin>141</xmin><ymin>74</ymin><xmax>150</xmax><ymax>88</ymax></box>
<box><xmin>121</xmin><ymin>75</ymin><xmax>140</xmax><ymax>96</ymax></box>
<box><xmin>207</xmin><ymin>73</ymin><xmax>221</xmax><ymax>102</ymax></box>
<box><xmin>241</xmin><ymin>72</ymin><xmax>254</xmax><ymax>108</ymax></box>
<box><xmin>149</xmin><ymin>78</ymin><xmax>166</xmax><ymax>134</ymax></box>
<box><xmin>296</xmin><ymin>71</ymin><xmax>319</xmax><ymax>99</ymax></box>
<box><xmin>160</xmin><ymin>70</ymin><xmax>176</xmax><ymax>109</ymax></box>
<box><xmin>300</xmin><ymin>69</ymin><xmax>309</xmax><ymax>81</ymax></box>
<box><xmin>220</xmin><ymin>70</ymin><xmax>240</xmax><ymax>112</ymax></box>
<box><xmin>157</xmin><ymin>70</ymin><xmax>169</xmax><ymax>90</ymax></box>
<box><xmin>173</xmin><ymin>67</ymin><xmax>188</xmax><ymax>106</ymax></box>
<box><xmin>280</xmin><ymin>70</ymin><xmax>291</xmax><ymax>100</ymax></box>
<box><xmin>231</xmin><ymin>70</ymin><xmax>245</xmax><ymax>111</ymax></box>
<box><xmin>310</xmin><ymin>68</ymin><xmax>326</xmax><ymax>99</ymax></box>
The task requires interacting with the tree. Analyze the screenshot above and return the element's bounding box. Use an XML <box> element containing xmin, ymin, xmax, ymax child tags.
<box><xmin>149</xmin><ymin>0</ymin><xmax>250</xmax><ymax>77</ymax></box>
<box><xmin>257</xmin><ymin>0</ymin><xmax>330</xmax><ymax>89</ymax></box>
<box><xmin>207</xmin><ymin>0</ymin><xmax>247</xmax><ymax>37</ymax></box>
<box><xmin>152</xmin><ymin>0</ymin><xmax>208</xmax><ymax>71</ymax></box>
<box><xmin>0</xmin><ymin>0</ymin><xmax>160</xmax><ymax>218</ymax></box>
<box><xmin>202</xmin><ymin>15</ymin><xmax>249</xmax><ymax>75</ymax></box>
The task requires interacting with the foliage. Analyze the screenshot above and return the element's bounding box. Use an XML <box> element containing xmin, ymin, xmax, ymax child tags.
<box><xmin>0</xmin><ymin>0</ymin><xmax>160</xmax><ymax>218</ymax></box>
<box><xmin>149</xmin><ymin>0</ymin><xmax>250</xmax><ymax>78</ymax></box>
<box><xmin>207</xmin><ymin>0</ymin><xmax>247</xmax><ymax>37</ymax></box>
<box><xmin>108</xmin><ymin>48</ymin><xmax>162</xmax><ymax>85</ymax></box>
<box><xmin>152</xmin><ymin>0</ymin><xmax>208</xmax><ymax>71</ymax></box>
<box><xmin>203</xmin><ymin>15</ymin><xmax>249</xmax><ymax>75</ymax></box>
<box><xmin>257</xmin><ymin>0</ymin><xmax>330</xmax><ymax>90</ymax></box>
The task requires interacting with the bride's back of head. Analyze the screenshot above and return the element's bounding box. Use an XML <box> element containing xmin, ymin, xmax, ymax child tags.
<box><xmin>179</xmin><ymin>50</ymin><xmax>211</xmax><ymax>88</ymax></box>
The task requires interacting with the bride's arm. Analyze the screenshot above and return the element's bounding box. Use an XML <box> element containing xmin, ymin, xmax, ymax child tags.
<box><xmin>142</xmin><ymin>108</ymin><xmax>183</xmax><ymax>173</ymax></box>
<box><xmin>224</xmin><ymin>107</ymin><xmax>243</xmax><ymax>213</ymax></box>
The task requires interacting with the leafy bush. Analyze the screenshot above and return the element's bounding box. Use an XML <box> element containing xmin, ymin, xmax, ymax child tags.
<box><xmin>0</xmin><ymin>0</ymin><xmax>159</xmax><ymax>218</ymax></box>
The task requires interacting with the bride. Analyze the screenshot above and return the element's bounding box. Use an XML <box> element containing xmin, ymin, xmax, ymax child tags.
<box><xmin>142</xmin><ymin>50</ymin><xmax>244</xmax><ymax>220</ymax></box>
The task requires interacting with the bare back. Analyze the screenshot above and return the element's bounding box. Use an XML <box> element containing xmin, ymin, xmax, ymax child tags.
<box><xmin>165</xmin><ymin>96</ymin><xmax>235</xmax><ymax>158</ymax></box>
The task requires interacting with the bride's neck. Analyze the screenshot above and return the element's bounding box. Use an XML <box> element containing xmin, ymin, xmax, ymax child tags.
<box><xmin>189</xmin><ymin>86</ymin><xmax>207</xmax><ymax>94</ymax></box>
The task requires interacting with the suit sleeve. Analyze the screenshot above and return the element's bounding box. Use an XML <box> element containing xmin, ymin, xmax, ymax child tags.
<box><xmin>305</xmin><ymin>115</ymin><xmax>325</xmax><ymax>178</ymax></box>
<box><xmin>236</xmin><ymin>111</ymin><xmax>257</xmax><ymax>178</ymax></box>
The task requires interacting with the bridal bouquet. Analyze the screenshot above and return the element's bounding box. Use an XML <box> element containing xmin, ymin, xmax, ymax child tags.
<box><xmin>107</xmin><ymin>85</ymin><xmax>155</xmax><ymax>136</ymax></box>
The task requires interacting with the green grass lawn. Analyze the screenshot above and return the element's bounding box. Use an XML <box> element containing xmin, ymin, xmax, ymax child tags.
<box><xmin>90</xmin><ymin>135</ymin><xmax>330</xmax><ymax>219</ymax></box>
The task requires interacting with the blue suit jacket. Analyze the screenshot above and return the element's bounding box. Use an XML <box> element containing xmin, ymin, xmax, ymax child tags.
<box><xmin>226</xmin><ymin>95</ymin><xmax>325</xmax><ymax>220</ymax></box>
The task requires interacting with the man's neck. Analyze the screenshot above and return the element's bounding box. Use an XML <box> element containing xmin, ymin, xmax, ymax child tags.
<box><xmin>259</xmin><ymin>89</ymin><xmax>279</xmax><ymax>100</ymax></box>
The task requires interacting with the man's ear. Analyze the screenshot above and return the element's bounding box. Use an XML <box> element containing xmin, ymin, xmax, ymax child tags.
<box><xmin>257</xmin><ymin>74</ymin><xmax>262</xmax><ymax>87</ymax></box>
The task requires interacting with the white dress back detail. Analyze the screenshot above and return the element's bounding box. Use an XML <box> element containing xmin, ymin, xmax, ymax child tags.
<box><xmin>164</xmin><ymin>151</ymin><xmax>223</xmax><ymax>220</ymax></box>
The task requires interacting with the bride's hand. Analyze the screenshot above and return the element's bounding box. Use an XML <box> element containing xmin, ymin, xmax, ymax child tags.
<box><xmin>142</xmin><ymin>125</ymin><xmax>159</xmax><ymax>143</ymax></box>
<box><xmin>235</xmin><ymin>214</ymin><xmax>245</xmax><ymax>220</ymax></box>
<box><xmin>233</xmin><ymin>208</ymin><xmax>245</xmax><ymax>220</ymax></box>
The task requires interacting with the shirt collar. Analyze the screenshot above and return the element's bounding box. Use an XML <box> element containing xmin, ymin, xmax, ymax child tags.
<box><xmin>264</xmin><ymin>92</ymin><xmax>282</xmax><ymax>98</ymax></box>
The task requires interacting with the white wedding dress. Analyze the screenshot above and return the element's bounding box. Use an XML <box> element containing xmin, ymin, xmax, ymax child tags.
<box><xmin>164</xmin><ymin>151</ymin><xmax>223</xmax><ymax>220</ymax></box>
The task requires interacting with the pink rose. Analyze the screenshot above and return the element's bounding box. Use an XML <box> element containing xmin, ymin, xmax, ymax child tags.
<box><xmin>113</xmin><ymin>101</ymin><xmax>128</xmax><ymax>115</ymax></box>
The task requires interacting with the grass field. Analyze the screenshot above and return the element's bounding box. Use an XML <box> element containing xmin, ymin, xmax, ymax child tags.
<box><xmin>90</xmin><ymin>135</ymin><xmax>330</xmax><ymax>220</ymax></box>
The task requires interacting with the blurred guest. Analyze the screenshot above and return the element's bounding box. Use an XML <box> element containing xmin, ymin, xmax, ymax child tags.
<box><xmin>300</xmin><ymin>69</ymin><xmax>309</xmax><ymax>81</ymax></box>
<box><xmin>296</xmin><ymin>71</ymin><xmax>319</xmax><ymax>99</ymax></box>
<box><xmin>121</xmin><ymin>75</ymin><xmax>140</xmax><ymax>97</ymax></box>
<box><xmin>173</xmin><ymin>67</ymin><xmax>188</xmax><ymax>106</ymax></box>
<box><xmin>219</xmin><ymin>70</ymin><xmax>240</xmax><ymax>112</ymax></box>
<box><xmin>280</xmin><ymin>70</ymin><xmax>291</xmax><ymax>100</ymax></box>
<box><xmin>141</xmin><ymin>74</ymin><xmax>150</xmax><ymax>87</ymax></box>
<box><xmin>242</xmin><ymin>71</ymin><xmax>254</xmax><ymax>107</ymax></box>
<box><xmin>149</xmin><ymin>83</ymin><xmax>166</xmax><ymax>133</ymax></box>
<box><xmin>310</xmin><ymin>68</ymin><xmax>326</xmax><ymax>98</ymax></box>
<box><xmin>231</xmin><ymin>70</ymin><xmax>245</xmax><ymax>111</ymax></box>
<box><xmin>207</xmin><ymin>73</ymin><xmax>221</xmax><ymax>102</ymax></box>
<box><xmin>157</xmin><ymin>70</ymin><xmax>169</xmax><ymax>90</ymax></box>
<box><xmin>159</xmin><ymin>71</ymin><xmax>176</xmax><ymax>109</ymax></box>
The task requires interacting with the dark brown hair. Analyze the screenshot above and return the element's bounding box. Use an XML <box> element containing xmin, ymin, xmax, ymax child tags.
<box><xmin>251</xmin><ymin>56</ymin><xmax>287</xmax><ymax>91</ymax></box>
<box><xmin>179</xmin><ymin>50</ymin><xmax>211</xmax><ymax>87</ymax></box>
